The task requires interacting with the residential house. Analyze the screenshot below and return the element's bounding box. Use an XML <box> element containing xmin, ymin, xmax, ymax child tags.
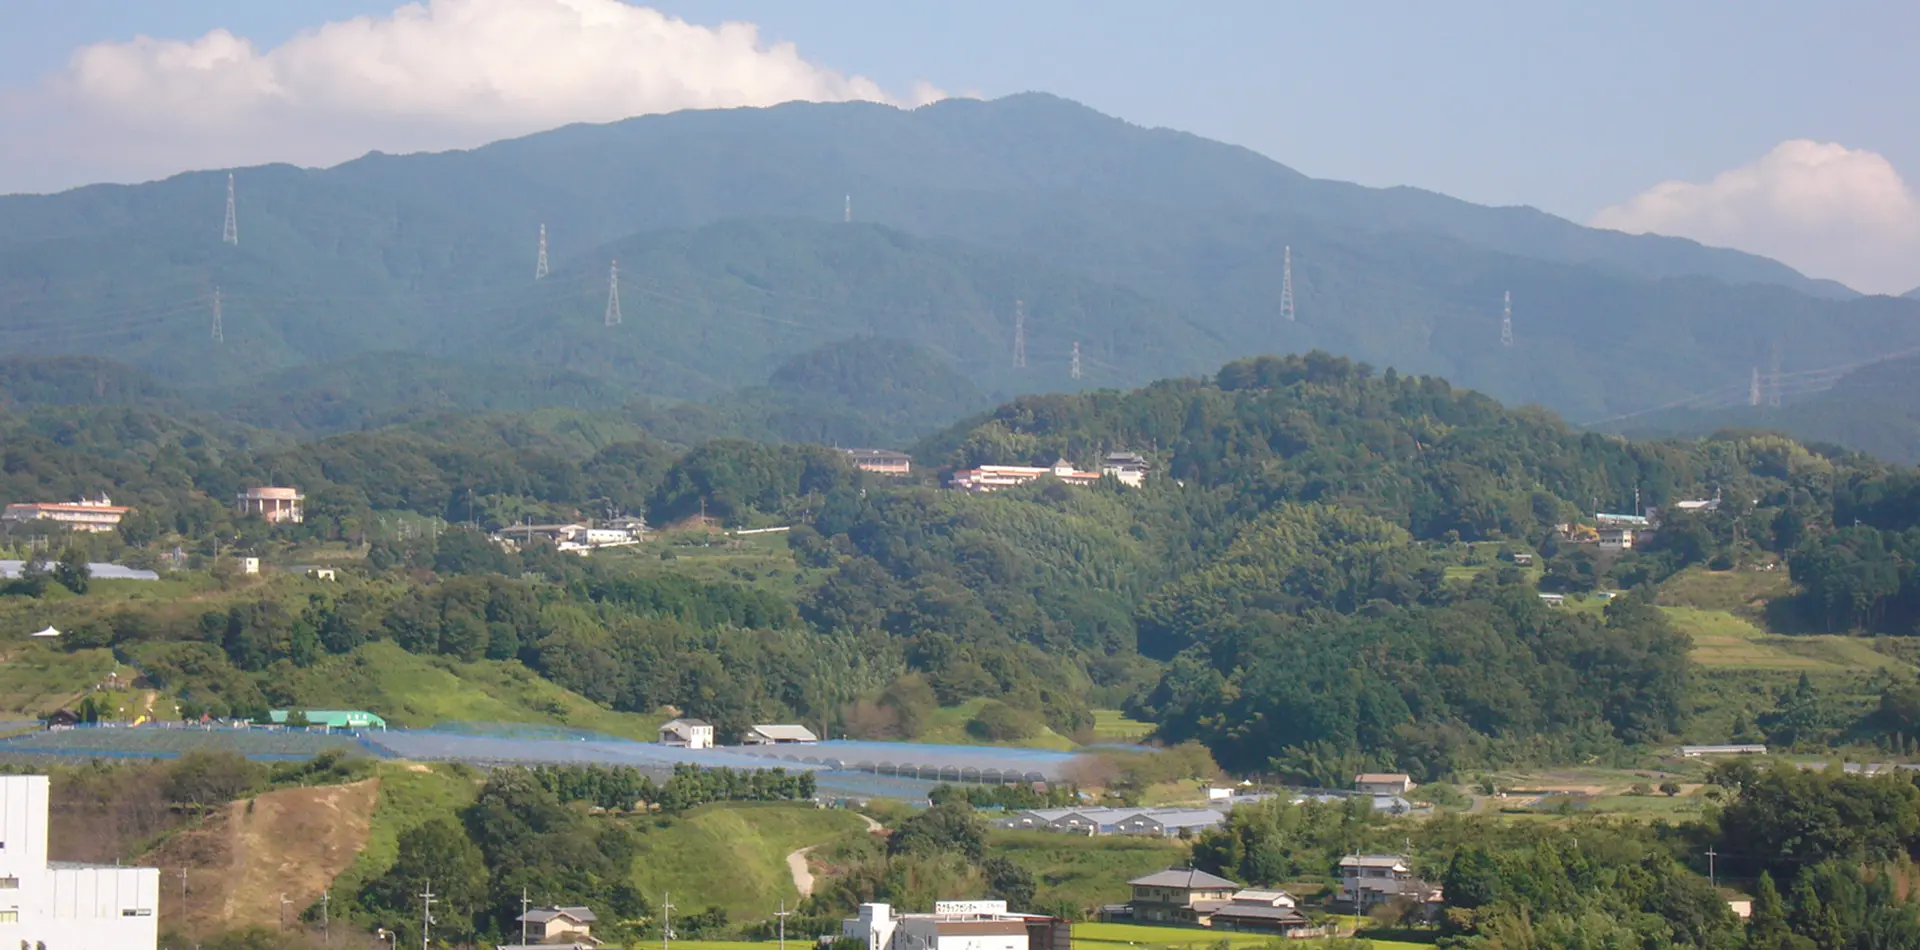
<box><xmin>1598</xmin><ymin>527</ymin><xmax>1637</xmax><ymax>551</ymax></box>
<box><xmin>1354</xmin><ymin>773</ymin><xmax>1416</xmax><ymax>795</ymax></box>
<box><xmin>236</xmin><ymin>487</ymin><xmax>305</xmax><ymax>524</ymax></box>
<box><xmin>659</xmin><ymin>718</ymin><xmax>715</xmax><ymax>750</ymax></box>
<box><xmin>1340</xmin><ymin>854</ymin><xmax>1429</xmax><ymax>911</ymax></box>
<box><xmin>1510</xmin><ymin>552</ymin><xmax>1534</xmax><ymax>566</ymax></box>
<box><xmin>515</xmin><ymin>906</ymin><xmax>596</xmax><ymax>944</ymax></box>
<box><xmin>0</xmin><ymin>774</ymin><xmax>161</xmax><ymax>948</ymax></box>
<box><xmin>949</xmin><ymin>459</ymin><xmax>1102</xmax><ymax>493</ymax></box>
<box><xmin>1125</xmin><ymin>868</ymin><xmax>1240</xmax><ymax>924</ymax></box>
<box><xmin>1099</xmin><ymin>453</ymin><xmax>1149</xmax><ymax>488</ymax></box>
<box><xmin>1203</xmin><ymin>889</ymin><xmax>1312</xmax><ymax>936</ymax></box>
<box><xmin>843</xmin><ymin>901</ymin><xmax>1066</xmax><ymax>950</ymax></box>
<box><xmin>1</xmin><ymin>495</ymin><xmax>132</xmax><ymax>533</ymax></box>
<box><xmin>743</xmin><ymin>724</ymin><xmax>819</xmax><ymax>745</ymax></box>
<box><xmin>843</xmin><ymin>449</ymin><xmax>914</xmax><ymax>476</ymax></box>
<box><xmin>1537</xmin><ymin>593</ymin><xmax>1566</xmax><ymax>607</ymax></box>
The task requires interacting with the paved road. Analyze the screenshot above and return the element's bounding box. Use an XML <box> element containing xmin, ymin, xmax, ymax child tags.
<box><xmin>788</xmin><ymin>813</ymin><xmax>884</xmax><ymax>897</ymax></box>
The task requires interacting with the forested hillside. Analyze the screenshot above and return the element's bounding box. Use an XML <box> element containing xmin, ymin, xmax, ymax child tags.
<box><xmin>1624</xmin><ymin>352</ymin><xmax>1920</xmax><ymax>465</ymax></box>
<box><xmin>7</xmin><ymin>353</ymin><xmax>1920</xmax><ymax>782</ymax></box>
<box><xmin>3</xmin><ymin>94</ymin><xmax>1914</xmax><ymax>437</ymax></box>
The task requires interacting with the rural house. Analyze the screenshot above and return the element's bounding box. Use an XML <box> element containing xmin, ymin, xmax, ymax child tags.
<box><xmin>659</xmin><ymin>718</ymin><xmax>715</xmax><ymax>749</ymax></box>
<box><xmin>1124</xmin><ymin>867</ymin><xmax>1239</xmax><ymax>924</ymax></box>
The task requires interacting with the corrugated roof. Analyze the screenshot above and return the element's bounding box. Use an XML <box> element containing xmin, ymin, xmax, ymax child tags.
<box><xmin>749</xmin><ymin>724</ymin><xmax>819</xmax><ymax>741</ymax></box>
<box><xmin>1128</xmin><ymin>868</ymin><xmax>1240</xmax><ymax>889</ymax></box>
<box><xmin>1121</xmin><ymin>809</ymin><xmax>1225</xmax><ymax>827</ymax></box>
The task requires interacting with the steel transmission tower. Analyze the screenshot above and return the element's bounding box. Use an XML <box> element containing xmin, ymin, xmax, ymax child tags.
<box><xmin>222</xmin><ymin>173</ymin><xmax>239</xmax><ymax>245</ymax></box>
<box><xmin>535</xmin><ymin>223</ymin><xmax>549</xmax><ymax>280</ymax></box>
<box><xmin>604</xmin><ymin>260</ymin><xmax>622</xmax><ymax>327</ymax></box>
<box><xmin>1749</xmin><ymin>367</ymin><xmax>1762</xmax><ymax>407</ymax></box>
<box><xmin>1012</xmin><ymin>299</ymin><xmax>1027</xmax><ymax>368</ymax></box>
<box><xmin>1071</xmin><ymin>341</ymin><xmax>1082</xmax><ymax>380</ymax></box>
<box><xmin>211</xmin><ymin>287</ymin><xmax>224</xmax><ymax>343</ymax></box>
<box><xmin>844</xmin><ymin>194</ymin><xmax>852</xmax><ymax>223</ymax></box>
<box><xmin>1280</xmin><ymin>245</ymin><xmax>1296</xmax><ymax>322</ymax></box>
<box><xmin>1768</xmin><ymin>342</ymin><xmax>1782</xmax><ymax>407</ymax></box>
<box><xmin>1500</xmin><ymin>291</ymin><xmax>1513</xmax><ymax>347</ymax></box>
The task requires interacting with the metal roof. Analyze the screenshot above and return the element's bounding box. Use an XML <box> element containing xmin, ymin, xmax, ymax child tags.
<box><xmin>749</xmin><ymin>724</ymin><xmax>820</xmax><ymax>742</ymax></box>
<box><xmin>1128</xmin><ymin>868</ymin><xmax>1240</xmax><ymax>889</ymax></box>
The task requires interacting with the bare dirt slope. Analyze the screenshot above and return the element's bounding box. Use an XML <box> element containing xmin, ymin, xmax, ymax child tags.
<box><xmin>146</xmin><ymin>779</ymin><xmax>379</xmax><ymax>933</ymax></box>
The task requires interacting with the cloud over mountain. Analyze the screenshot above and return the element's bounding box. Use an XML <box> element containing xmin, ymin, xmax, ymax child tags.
<box><xmin>1592</xmin><ymin>140</ymin><xmax>1920</xmax><ymax>296</ymax></box>
<box><xmin>0</xmin><ymin>0</ymin><xmax>944</xmax><ymax>194</ymax></box>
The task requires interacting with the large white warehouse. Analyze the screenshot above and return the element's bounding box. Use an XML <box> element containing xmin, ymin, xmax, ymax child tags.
<box><xmin>0</xmin><ymin>775</ymin><xmax>160</xmax><ymax>949</ymax></box>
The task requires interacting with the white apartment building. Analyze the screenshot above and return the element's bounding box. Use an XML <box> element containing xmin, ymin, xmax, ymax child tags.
<box><xmin>0</xmin><ymin>775</ymin><xmax>160</xmax><ymax>949</ymax></box>
<box><xmin>845</xmin><ymin>901</ymin><xmax>1060</xmax><ymax>950</ymax></box>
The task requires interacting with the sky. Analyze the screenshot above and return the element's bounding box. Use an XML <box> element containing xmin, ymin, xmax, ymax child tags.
<box><xmin>3</xmin><ymin>0</ymin><xmax>1916</xmax><ymax>293</ymax></box>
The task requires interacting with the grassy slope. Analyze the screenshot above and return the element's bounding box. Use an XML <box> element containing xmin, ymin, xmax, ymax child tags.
<box><xmin>0</xmin><ymin>644</ymin><xmax>120</xmax><ymax>717</ymax></box>
<box><xmin>275</xmin><ymin>641</ymin><xmax>668</xmax><ymax>739</ymax></box>
<box><xmin>629</xmin><ymin>803</ymin><xmax>873</xmax><ymax>920</ymax></box>
<box><xmin>1090</xmin><ymin>709</ymin><xmax>1153</xmax><ymax>743</ymax></box>
<box><xmin>914</xmin><ymin>698</ymin><xmax>1080</xmax><ymax>751</ymax></box>
<box><xmin>328</xmin><ymin>762</ymin><xmax>482</xmax><ymax>914</ymax></box>
<box><xmin>991</xmin><ymin>830</ymin><xmax>1187</xmax><ymax>916</ymax></box>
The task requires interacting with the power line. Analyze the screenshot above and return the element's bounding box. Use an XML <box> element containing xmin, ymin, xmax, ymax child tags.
<box><xmin>222</xmin><ymin>174</ymin><xmax>238</xmax><ymax>246</ymax></box>
<box><xmin>604</xmin><ymin>260</ymin><xmax>622</xmax><ymax>327</ymax></box>
<box><xmin>535</xmin><ymin>223</ymin><xmax>550</xmax><ymax>280</ymax></box>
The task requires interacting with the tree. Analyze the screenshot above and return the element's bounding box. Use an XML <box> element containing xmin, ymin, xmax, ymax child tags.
<box><xmin>368</xmin><ymin>819</ymin><xmax>488</xmax><ymax>941</ymax></box>
<box><xmin>1659</xmin><ymin>780</ymin><xmax>1681</xmax><ymax>797</ymax></box>
<box><xmin>164</xmin><ymin>751</ymin><xmax>261</xmax><ymax>811</ymax></box>
<box><xmin>982</xmin><ymin>857</ymin><xmax>1036</xmax><ymax>909</ymax></box>
<box><xmin>886</xmin><ymin>802</ymin><xmax>987</xmax><ymax>861</ymax></box>
<box><xmin>53</xmin><ymin>546</ymin><xmax>89</xmax><ymax>595</ymax></box>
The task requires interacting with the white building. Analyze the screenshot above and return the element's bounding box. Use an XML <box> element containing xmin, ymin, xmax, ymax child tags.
<box><xmin>0</xmin><ymin>496</ymin><xmax>132</xmax><ymax>533</ymax></box>
<box><xmin>844</xmin><ymin>901</ymin><xmax>1057</xmax><ymax>950</ymax></box>
<box><xmin>949</xmin><ymin>459</ymin><xmax>1102</xmax><ymax>493</ymax></box>
<box><xmin>1112</xmin><ymin>809</ymin><xmax>1227</xmax><ymax>837</ymax></box>
<box><xmin>1340</xmin><ymin>854</ymin><xmax>1425</xmax><ymax>911</ymax></box>
<box><xmin>658</xmin><ymin>718</ymin><xmax>715</xmax><ymax>750</ymax></box>
<box><xmin>236</xmin><ymin>487</ymin><xmax>304</xmax><ymax>524</ymax></box>
<box><xmin>0</xmin><ymin>775</ymin><xmax>160</xmax><ymax>949</ymax></box>
<box><xmin>1598</xmin><ymin>527</ymin><xmax>1637</xmax><ymax>551</ymax></box>
<box><xmin>1099</xmin><ymin>453</ymin><xmax>1149</xmax><ymax>488</ymax></box>
<box><xmin>1354</xmin><ymin>773</ymin><xmax>1416</xmax><ymax>795</ymax></box>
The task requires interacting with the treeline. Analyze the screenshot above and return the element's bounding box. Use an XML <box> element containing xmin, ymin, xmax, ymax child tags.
<box><xmin>527</xmin><ymin>763</ymin><xmax>815</xmax><ymax>812</ymax></box>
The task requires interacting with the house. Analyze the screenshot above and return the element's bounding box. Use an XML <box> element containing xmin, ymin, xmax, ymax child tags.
<box><xmin>1112</xmin><ymin>809</ymin><xmax>1227</xmax><ymax>837</ymax></box>
<box><xmin>1598</xmin><ymin>527</ymin><xmax>1636</xmax><ymax>551</ymax></box>
<box><xmin>1354</xmin><ymin>773</ymin><xmax>1416</xmax><ymax>795</ymax></box>
<box><xmin>1537</xmin><ymin>593</ymin><xmax>1566</xmax><ymax>607</ymax></box>
<box><xmin>1510</xmin><ymin>552</ymin><xmax>1534</xmax><ymax>566</ymax></box>
<box><xmin>236</xmin><ymin>487</ymin><xmax>304</xmax><ymax>524</ymax></box>
<box><xmin>1340</xmin><ymin>854</ymin><xmax>1427</xmax><ymax>911</ymax></box>
<box><xmin>0</xmin><ymin>774</ymin><xmax>161</xmax><ymax>948</ymax></box>
<box><xmin>843</xmin><ymin>901</ymin><xmax>1066</xmax><ymax>950</ymax></box>
<box><xmin>1203</xmin><ymin>889</ymin><xmax>1312</xmax><ymax>936</ymax></box>
<box><xmin>268</xmin><ymin>710</ymin><xmax>387</xmax><ymax>730</ymax></box>
<box><xmin>1125</xmin><ymin>868</ymin><xmax>1240</xmax><ymax>924</ymax></box>
<box><xmin>1099</xmin><ymin>452</ymin><xmax>1149</xmax><ymax>488</ymax></box>
<box><xmin>949</xmin><ymin>459</ymin><xmax>1103</xmax><ymax>493</ymax></box>
<box><xmin>1679</xmin><ymin>744</ymin><xmax>1767</xmax><ymax>758</ymax></box>
<box><xmin>659</xmin><ymin>718</ymin><xmax>715</xmax><ymax>750</ymax></box>
<box><xmin>43</xmin><ymin>709</ymin><xmax>79</xmax><ymax>729</ymax></box>
<box><xmin>516</xmin><ymin>906</ymin><xmax>597</xmax><ymax>944</ymax></box>
<box><xmin>0</xmin><ymin>495</ymin><xmax>132</xmax><ymax>533</ymax></box>
<box><xmin>843</xmin><ymin>449</ymin><xmax>914</xmax><ymax>476</ymax></box>
<box><xmin>240</xmin><ymin>557</ymin><xmax>261</xmax><ymax>575</ymax></box>
<box><xmin>308</xmin><ymin>568</ymin><xmax>338</xmax><ymax>581</ymax></box>
<box><xmin>744</xmin><ymin>724</ymin><xmax>819</xmax><ymax>745</ymax></box>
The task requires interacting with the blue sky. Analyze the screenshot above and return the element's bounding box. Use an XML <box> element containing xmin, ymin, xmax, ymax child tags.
<box><xmin>4</xmin><ymin>1</ymin><xmax>1916</xmax><ymax>290</ymax></box>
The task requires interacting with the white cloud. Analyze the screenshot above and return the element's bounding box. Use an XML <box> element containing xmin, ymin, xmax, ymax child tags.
<box><xmin>0</xmin><ymin>0</ymin><xmax>946</xmax><ymax>194</ymax></box>
<box><xmin>1591</xmin><ymin>140</ymin><xmax>1920</xmax><ymax>296</ymax></box>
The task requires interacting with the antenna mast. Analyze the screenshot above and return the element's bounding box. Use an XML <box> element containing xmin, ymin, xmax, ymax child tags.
<box><xmin>1280</xmin><ymin>245</ymin><xmax>1295</xmax><ymax>323</ymax></box>
<box><xmin>222</xmin><ymin>173</ymin><xmax>238</xmax><ymax>245</ymax></box>
<box><xmin>1012</xmin><ymin>299</ymin><xmax>1027</xmax><ymax>369</ymax></box>
<box><xmin>1071</xmin><ymin>341</ymin><xmax>1082</xmax><ymax>380</ymax></box>
<box><xmin>535</xmin><ymin>224</ymin><xmax>549</xmax><ymax>280</ymax></box>
<box><xmin>1500</xmin><ymin>291</ymin><xmax>1513</xmax><ymax>347</ymax></box>
<box><xmin>211</xmin><ymin>288</ymin><xmax>224</xmax><ymax>343</ymax></box>
<box><xmin>604</xmin><ymin>260</ymin><xmax>622</xmax><ymax>327</ymax></box>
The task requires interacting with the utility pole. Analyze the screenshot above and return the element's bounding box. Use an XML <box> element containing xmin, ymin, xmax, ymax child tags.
<box><xmin>1705</xmin><ymin>847</ymin><xmax>1718</xmax><ymax>886</ymax></box>
<box><xmin>1012</xmin><ymin>299</ymin><xmax>1027</xmax><ymax>369</ymax></box>
<box><xmin>521</xmin><ymin>887</ymin><xmax>532</xmax><ymax>946</ymax></box>
<box><xmin>179</xmin><ymin>868</ymin><xmax>188</xmax><ymax>913</ymax></box>
<box><xmin>536</xmin><ymin>223</ymin><xmax>550</xmax><ymax>280</ymax></box>
<box><xmin>1280</xmin><ymin>245</ymin><xmax>1296</xmax><ymax>323</ymax></box>
<box><xmin>211</xmin><ymin>288</ymin><xmax>224</xmax><ymax>344</ymax></box>
<box><xmin>1500</xmin><ymin>290</ymin><xmax>1513</xmax><ymax>347</ymax></box>
<box><xmin>222</xmin><ymin>173</ymin><xmax>238</xmax><ymax>245</ymax></box>
<box><xmin>777</xmin><ymin>900</ymin><xmax>791</xmax><ymax>950</ymax></box>
<box><xmin>420</xmin><ymin>879</ymin><xmax>437</xmax><ymax>950</ymax></box>
<box><xmin>605</xmin><ymin>260</ymin><xmax>622</xmax><ymax>327</ymax></box>
<box><xmin>279</xmin><ymin>893</ymin><xmax>291</xmax><ymax>930</ymax></box>
<box><xmin>662</xmin><ymin>891</ymin><xmax>676</xmax><ymax>950</ymax></box>
<box><xmin>322</xmin><ymin>889</ymin><xmax>330</xmax><ymax>945</ymax></box>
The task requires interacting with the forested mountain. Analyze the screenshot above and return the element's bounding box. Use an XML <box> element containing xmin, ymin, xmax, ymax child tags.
<box><xmin>1622</xmin><ymin>353</ymin><xmax>1920</xmax><ymax>465</ymax></box>
<box><xmin>2</xmin><ymin>94</ymin><xmax>1911</xmax><ymax>435</ymax></box>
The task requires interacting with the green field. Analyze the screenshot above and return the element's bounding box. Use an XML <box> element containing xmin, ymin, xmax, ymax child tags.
<box><xmin>604</xmin><ymin>531</ymin><xmax>824</xmax><ymax>602</ymax></box>
<box><xmin>993</xmin><ymin>830</ymin><xmax>1188</xmax><ymax>915</ymax></box>
<box><xmin>274</xmin><ymin>641</ymin><xmax>669</xmax><ymax>739</ymax></box>
<box><xmin>630</xmin><ymin>803</ymin><xmax>873</xmax><ymax>921</ymax></box>
<box><xmin>912</xmin><ymin>698</ymin><xmax>1080</xmax><ymax>751</ymax></box>
<box><xmin>1666</xmin><ymin>606</ymin><xmax>1907</xmax><ymax>672</ymax></box>
<box><xmin>1657</xmin><ymin>568</ymin><xmax>1794</xmax><ymax>616</ymax></box>
<box><xmin>0</xmin><ymin>644</ymin><xmax>121</xmax><ymax>717</ymax></box>
<box><xmin>328</xmin><ymin>762</ymin><xmax>482</xmax><ymax>912</ymax></box>
<box><xmin>1091</xmin><ymin>709</ymin><xmax>1154</xmax><ymax>743</ymax></box>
